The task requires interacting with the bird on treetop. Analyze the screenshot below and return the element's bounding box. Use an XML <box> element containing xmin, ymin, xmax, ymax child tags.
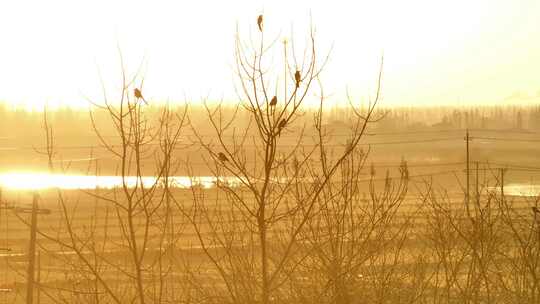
<box><xmin>269</xmin><ymin>96</ymin><xmax>277</xmax><ymax>106</ymax></box>
<box><xmin>134</xmin><ymin>88</ymin><xmax>142</xmax><ymax>98</ymax></box>
<box><xmin>257</xmin><ymin>15</ymin><xmax>263</xmax><ymax>32</ymax></box>
<box><xmin>294</xmin><ymin>70</ymin><xmax>301</xmax><ymax>88</ymax></box>
<box><xmin>218</xmin><ymin>152</ymin><xmax>229</xmax><ymax>163</ymax></box>
<box><xmin>277</xmin><ymin>119</ymin><xmax>286</xmax><ymax>137</ymax></box>
<box><xmin>134</xmin><ymin>88</ymin><xmax>148</xmax><ymax>105</ymax></box>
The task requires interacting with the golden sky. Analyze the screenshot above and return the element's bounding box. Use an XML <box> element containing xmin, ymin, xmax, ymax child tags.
<box><xmin>0</xmin><ymin>0</ymin><xmax>539</xmax><ymax>109</ymax></box>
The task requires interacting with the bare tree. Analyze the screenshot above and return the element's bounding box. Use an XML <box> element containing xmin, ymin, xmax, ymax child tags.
<box><xmin>23</xmin><ymin>64</ymin><xmax>190</xmax><ymax>304</ymax></box>
<box><xmin>184</xmin><ymin>16</ymin><xmax>386</xmax><ymax>304</ymax></box>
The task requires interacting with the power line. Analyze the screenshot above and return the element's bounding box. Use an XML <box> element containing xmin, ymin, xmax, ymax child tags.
<box><xmin>465</xmin><ymin>167</ymin><xmax>540</xmax><ymax>173</ymax></box>
<box><xmin>0</xmin><ymin>129</ymin><xmax>538</xmax><ymax>156</ymax></box>
<box><xmin>2</xmin><ymin>128</ymin><xmax>539</xmax><ymax>139</ymax></box>
<box><xmin>472</xmin><ymin>136</ymin><xmax>540</xmax><ymax>143</ymax></box>
<box><xmin>488</xmin><ymin>162</ymin><xmax>540</xmax><ymax>171</ymax></box>
<box><xmin>468</xmin><ymin>128</ymin><xmax>540</xmax><ymax>135</ymax></box>
<box><xmin>0</xmin><ymin>137</ymin><xmax>464</xmax><ymax>151</ymax></box>
<box><xmin>367</xmin><ymin>128</ymin><xmax>539</xmax><ymax>136</ymax></box>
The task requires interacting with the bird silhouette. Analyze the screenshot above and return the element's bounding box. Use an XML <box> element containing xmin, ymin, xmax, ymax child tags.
<box><xmin>218</xmin><ymin>152</ymin><xmax>229</xmax><ymax>163</ymax></box>
<box><xmin>134</xmin><ymin>88</ymin><xmax>148</xmax><ymax>105</ymax></box>
<box><xmin>257</xmin><ymin>15</ymin><xmax>263</xmax><ymax>32</ymax></box>
<box><xmin>277</xmin><ymin>119</ymin><xmax>286</xmax><ymax>137</ymax></box>
<box><xmin>134</xmin><ymin>88</ymin><xmax>142</xmax><ymax>98</ymax></box>
<box><xmin>533</xmin><ymin>206</ymin><xmax>540</xmax><ymax>214</ymax></box>
<box><xmin>294</xmin><ymin>70</ymin><xmax>301</xmax><ymax>88</ymax></box>
<box><xmin>269</xmin><ymin>96</ymin><xmax>277</xmax><ymax>106</ymax></box>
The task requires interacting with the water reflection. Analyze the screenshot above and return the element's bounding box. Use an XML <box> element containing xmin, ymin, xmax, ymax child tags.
<box><xmin>502</xmin><ymin>183</ymin><xmax>540</xmax><ymax>197</ymax></box>
<box><xmin>0</xmin><ymin>172</ymin><xmax>538</xmax><ymax>197</ymax></box>
<box><xmin>0</xmin><ymin>172</ymin><xmax>242</xmax><ymax>190</ymax></box>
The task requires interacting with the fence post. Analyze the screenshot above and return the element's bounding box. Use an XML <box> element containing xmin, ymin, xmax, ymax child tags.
<box><xmin>26</xmin><ymin>193</ymin><xmax>39</xmax><ymax>304</ymax></box>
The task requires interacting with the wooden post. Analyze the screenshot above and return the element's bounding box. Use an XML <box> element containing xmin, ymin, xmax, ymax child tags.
<box><xmin>26</xmin><ymin>193</ymin><xmax>39</xmax><ymax>304</ymax></box>
<box><xmin>500</xmin><ymin>168</ymin><xmax>505</xmax><ymax>205</ymax></box>
<box><xmin>465</xmin><ymin>129</ymin><xmax>471</xmax><ymax>217</ymax></box>
<box><xmin>0</xmin><ymin>187</ymin><xmax>10</xmax><ymax>253</ymax></box>
<box><xmin>476</xmin><ymin>162</ymin><xmax>480</xmax><ymax>205</ymax></box>
<box><xmin>0</xmin><ymin>187</ymin><xmax>5</xmax><ymax>252</ymax></box>
<box><xmin>36</xmin><ymin>251</ymin><xmax>41</xmax><ymax>304</ymax></box>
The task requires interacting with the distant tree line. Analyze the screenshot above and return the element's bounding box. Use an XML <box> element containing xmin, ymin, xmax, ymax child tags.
<box><xmin>0</xmin><ymin>103</ymin><xmax>539</xmax><ymax>141</ymax></box>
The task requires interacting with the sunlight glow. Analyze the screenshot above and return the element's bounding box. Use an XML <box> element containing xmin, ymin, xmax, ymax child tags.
<box><xmin>0</xmin><ymin>172</ymin><xmax>538</xmax><ymax>197</ymax></box>
<box><xmin>0</xmin><ymin>172</ymin><xmax>238</xmax><ymax>190</ymax></box>
<box><xmin>0</xmin><ymin>0</ymin><xmax>539</xmax><ymax>108</ymax></box>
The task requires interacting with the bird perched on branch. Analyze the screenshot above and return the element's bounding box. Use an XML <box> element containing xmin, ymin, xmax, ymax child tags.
<box><xmin>294</xmin><ymin>70</ymin><xmax>301</xmax><ymax>88</ymax></box>
<box><xmin>269</xmin><ymin>96</ymin><xmax>277</xmax><ymax>107</ymax></box>
<box><xmin>533</xmin><ymin>206</ymin><xmax>540</xmax><ymax>223</ymax></box>
<box><xmin>218</xmin><ymin>152</ymin><xmax>229</xmax><ymax>163</ymax></box>
<box><xmin>257</xmin><ymin>15</ymin><xmax>263</xmax><ymax>32</ymax></box>
<box><xmin>277</xmin><ymin>119</ymin><xmax>286</xmax><ymax>137</ymax></box>
<box><xmin>134</xmin><ymin>88</ymin><xmax>148</xmax><ymax>105</ymax></box>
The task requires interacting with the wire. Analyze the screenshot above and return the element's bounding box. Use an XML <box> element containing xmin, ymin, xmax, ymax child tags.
<box><xmin>489</xmin><ymin>162</ymin><xmax>540</xmax><ymax>171</ymax></box>
<box><xmin>2</xmin><ymin>127</ymin><xmax>538</xmax><ymax>139</ymax></box>
<box><xmin>0</xmin><ymin>137</ymin><xmax>465</xmax><ymax>151</ymax></box>
<box><xmin>469</xmin><ymin>128</ymin><xmax>540</xmax><ymax>135</ymax></box>
<box><xmin>472</xmin><ymin>137</ymin><xmax>540</xmax><ymax>143</ymax></box>
<box><xmin>370</xmin><ymin>161</ymin><xmax>465</xmax><ymax>168</ymax></box>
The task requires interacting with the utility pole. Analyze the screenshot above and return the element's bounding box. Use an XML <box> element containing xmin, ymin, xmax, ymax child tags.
<box><xmin>500</xmin><ymin>168</ymin><xmax>505</xmax><ymax>205</ymax></box>
<box><xmin>475</xmin><ymin>161</ymin><xmax>480</xmax><ymax>213</ymax></box>
<box><xmin>26</xmin><ymin>193</ymin><xmax>39</xmax><ymax>304</ymax></box>
<box><xmin>465</xmin><ymin>129</ymin><xmax>471</xmax><ymax>217</ymax></box>
<box><xmin>0</xmin><ymin>186</ymin><xmax>12</xmax><ymax>254</ymax></box>
<box><xmin>36</xmin><ymin>251</ymin><xmax>41</xmax><ymax>304</ymax></box>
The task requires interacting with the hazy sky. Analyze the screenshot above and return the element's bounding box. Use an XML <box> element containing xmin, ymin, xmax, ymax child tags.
<box><xmin>0</xmin><ymin>0</ymin><xmax>539</xmax><ymax>109</ymax></box>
